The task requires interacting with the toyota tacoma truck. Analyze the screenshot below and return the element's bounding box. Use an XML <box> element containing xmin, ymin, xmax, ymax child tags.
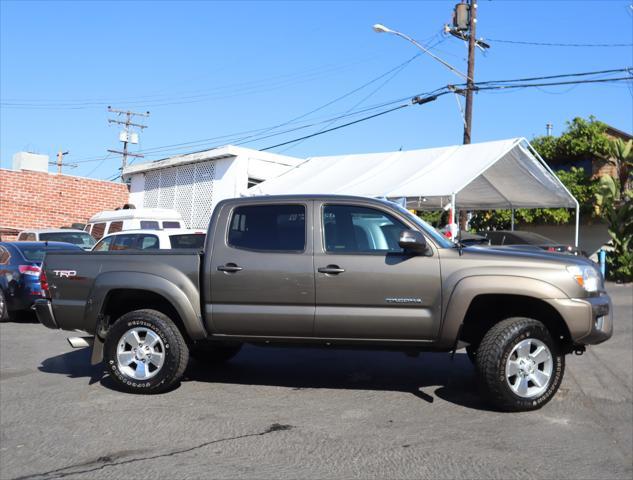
<box><xmin>34</xmin><ymin>195</ymin><xmax>613</xmax><ymax>411</ymax></box>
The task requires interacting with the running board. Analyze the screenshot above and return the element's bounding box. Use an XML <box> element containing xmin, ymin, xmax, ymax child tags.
<box><xmin>67</xmin><ymin>336</ymin><xmax>94</xmax><ymax>349</ymax></box>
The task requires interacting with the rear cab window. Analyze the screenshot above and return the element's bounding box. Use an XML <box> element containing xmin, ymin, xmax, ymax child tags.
<box><xmin>169</xmin><ymin>234</ymin><xmax>206</xmax><ymax>250</ymax></box>
<box><xmin>228</xmin><ymin>204</ymin><xmax>306</xmax><ymax>252</ymax></box>
<box><xmin>162</xmin><ymin>221</ymin><xmax>181</xmax><ymax>229</ymax></box>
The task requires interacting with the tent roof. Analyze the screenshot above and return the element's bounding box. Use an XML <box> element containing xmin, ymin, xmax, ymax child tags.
<box><xmin>248</xmin><ymin>138</ymin><xmax>578</xmax><ymax>210</ymax></box>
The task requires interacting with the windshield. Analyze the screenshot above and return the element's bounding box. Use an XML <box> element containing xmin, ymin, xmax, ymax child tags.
<box><xmin>387</xmin><ymin>202</ymin><xmax>454</xmax><ymax>248</ymax></box>
<box><xmin>39</xmin><ymin>232</ymin><xmax>96</xmax><ymax>249</ymax></box>
<box><xmin>18</xmin><ymin>244</ymin><xmax>82</xmax><ymax>262</ymax></box>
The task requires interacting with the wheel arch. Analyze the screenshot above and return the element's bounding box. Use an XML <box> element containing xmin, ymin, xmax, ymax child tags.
<box><xmin>86</xmin><ymin>272</ymin><xmax>207</xmax><ymax>342</ymax></box>
<box><xmin>439</xmin><ymin>275</ymin><xmax>572</xmax><ymax>350</ymax></box>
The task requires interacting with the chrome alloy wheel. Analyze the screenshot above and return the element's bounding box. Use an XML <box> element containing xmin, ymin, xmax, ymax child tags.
<box><xmin>116</xmin><ymin>327</ymin><xmax>165</xmax><ymax>380</ymax></box>
<box><xmin>505</xmin><ymin>338</ymin><xmax>553</xmax><ymax>398</ymax></box>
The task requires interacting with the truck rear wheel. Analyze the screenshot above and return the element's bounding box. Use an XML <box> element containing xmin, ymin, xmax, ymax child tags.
<box><xmin>476</xmin><ymin>317</ymin><xmax>564</xmax><ymax>412</ymax></box>
<box><xmin>190</xmin><ymin>342</ymin><xmax>242</xmax><ymax>365</ymax></box>
<box><xmin>104</xmin><ymin>309</ymin><xmax>189</xmax><ymax>394</ymax></box>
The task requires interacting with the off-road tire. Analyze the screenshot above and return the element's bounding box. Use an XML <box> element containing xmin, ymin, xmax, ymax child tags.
<box><xmin>476</xmin><ymin>317</ymin><xmax>565</xmax><ymax>412</ymax></box>
<box><xmin>0</xmin><ymin>290</ymin><xmax>8</xmax><ymax>322</ymax></box>
<box><xmin>190</xmin><ymin>342</ymin><xmax>242</xmax><ymax>365</ymax></box>
<box><xmin>104</xmin><ymin>309</ymin><xmax>189</xmax><ymax>394</ymax></box>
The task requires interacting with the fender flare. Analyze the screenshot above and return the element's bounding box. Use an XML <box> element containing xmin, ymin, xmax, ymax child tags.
<box><xmin>85</xmin><ymin>271</ymin><xmax>207</xmax><ymax>341</ymax></box>
<box><xmin>438</xmin><ymin>275</ymin><xmax>568</xmax><ymax>347</ymax></box>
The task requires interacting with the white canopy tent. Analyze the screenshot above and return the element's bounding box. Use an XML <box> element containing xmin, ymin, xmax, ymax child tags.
<box><xmin>248</xmin><ymin>138</ymin><xmax>580</xmax><ymax>245</ymax></box>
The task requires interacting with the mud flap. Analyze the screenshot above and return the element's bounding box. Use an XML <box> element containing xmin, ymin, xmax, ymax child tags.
<box><xmin>91</xmin><ymin>335</ymin><xmax>104</xmax><ymax>365</ymax></box>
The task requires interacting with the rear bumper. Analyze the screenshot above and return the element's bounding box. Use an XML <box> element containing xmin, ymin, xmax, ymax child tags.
<box><xmin>546</xmin><ymin>293</ymin><xmax>613</xmax><ymax>345</ymax></box>
<box><xmin>34</xmin><ymin>299</ymin><xmax>59</xmax><ymax>329</ymax></box>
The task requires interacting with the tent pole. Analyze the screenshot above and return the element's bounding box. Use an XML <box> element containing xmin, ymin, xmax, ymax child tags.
<box><xmin>451</xmin><ymin>192</ymin><xmax>457</xmax><ymax>240</ymax></box>
<box><xmin>575</xmin><ymin>202</ymin><xmax>580</xmax><ymax>247</ymax></box>
<box><xmin>511</xmin><ymin>209</ymin><xmax>515</xmax><ymax>231</ymax></box>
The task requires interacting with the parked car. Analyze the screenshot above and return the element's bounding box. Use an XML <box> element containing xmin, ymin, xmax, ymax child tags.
<box><xmin>477</xmin><ymin>230</ymin><xmax>586</xmax><ymax>256</ymax></box>
<box><xmin>17</xmin><ymin>229</ymin><xmax>96</xmax><ymax>251</ymax></box>
<box><xmin>92</xmin><ymin>229</ymin><xmax>206</xmax><ymax>251</ymax></box>
<box><xmin>85</xmin><ymin>208</ymin><xmax>185</xmax><ymax>240</ymax></box>
<box><xmin>35</xmin><ymin>195</ymin><xmax>612</xmax><ymax>412</ymax></box>
<box><xmin>0</xmin><ymin>241</ymin><xmax>83</xmax><ymax>320</ymax></box>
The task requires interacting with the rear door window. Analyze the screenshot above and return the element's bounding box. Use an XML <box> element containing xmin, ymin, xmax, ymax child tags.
<box><xmin>138</xmin><ymin>235</ymin><xmax>160</xmax><ymax>250</ymax></box>
<box><xmin>93</xmin><ymin>236</ymin><xmax>114</xmax><ymax>251</ymax></box>
<box><xmin>111</xmin><ymin>234</ymin><xmax>139</xmax><ymax>251</ymax></box>
<box><xmin>228</xmin><ymin>204</ymin><xmax>305</xmax><ymax>252</ymax></box>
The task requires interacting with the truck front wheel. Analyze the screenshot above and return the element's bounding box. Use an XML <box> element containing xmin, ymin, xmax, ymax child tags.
<box><xmin>104</xmin><ymin>309</ymin><xmax>189</xmax><ymax>394</ymax></box>
<box><xmin>476</xmin><ymin>317</ymin><xmax>564</xmax><ymax>411</ymax></box>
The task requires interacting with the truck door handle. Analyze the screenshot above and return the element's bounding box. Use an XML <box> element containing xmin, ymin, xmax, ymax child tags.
<box><xmin>217</xmin><ymin>264</ymin><xmax>243</xmax><ymax>273</ymax></box>
<box><xmin>318</xmin><ymin>265</ymin><xmax>345</xmax><ymax>275</ymax></box>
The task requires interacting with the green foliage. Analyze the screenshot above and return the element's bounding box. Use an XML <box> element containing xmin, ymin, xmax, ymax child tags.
<box><xmin>603</xmin><ymin>195</ymin><xmax>633</xmax><ymax>282</ymax></box>
<box><xmin>532</xmin><ymin>116</ymin><xmax>610</xmax><ymax>165</ymax></box>
<box><xmin>418</xmin><ymin>210</ymin><xmax>447</xmax><ymax>228</ymax></box>
<box><xmin>606</xmin><ymin>138</ymin><xmax>633</xmax><ymax>198</ymax></box>
<box><xmin>469</xmin><ymin>167</ymin><xmax>597</xmax><ymax>230</ymax></box>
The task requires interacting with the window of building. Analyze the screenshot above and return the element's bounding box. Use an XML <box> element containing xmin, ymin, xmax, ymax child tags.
<box><xmin>323</xmin><ymin>205</ymin><xmax>406</xmax><ymax>254</ymax></box>
<box><xmin>228</xmin><ymin>204</ymin><xmax>305</xmax><ymax>252</ymax></box>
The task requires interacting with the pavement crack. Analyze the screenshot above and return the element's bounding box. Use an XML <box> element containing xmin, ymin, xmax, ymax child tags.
<box><xmin>12</xmin><ymin>423</ymin><xmax>294</xmax><ymax>480</ymax></box>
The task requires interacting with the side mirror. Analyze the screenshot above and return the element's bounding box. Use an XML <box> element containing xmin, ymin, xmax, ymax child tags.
<box><xmin>398</xmin><ymin>229</ymin><xmax>428</xmax><ymax>254</ymax></box>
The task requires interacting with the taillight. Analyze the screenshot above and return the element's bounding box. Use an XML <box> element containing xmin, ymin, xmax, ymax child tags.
<box><xmin>39</xmin><ymin>270</ymin><xmax>50</xmax><ymax>298</ymax></box>
<box><xmin>19</xmin><ymin>265</ymin><xmax>41</xmax><ymax>276</ymax></box>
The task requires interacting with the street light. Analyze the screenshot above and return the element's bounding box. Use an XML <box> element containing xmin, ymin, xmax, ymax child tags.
<box><xmin>372</xmin><ymin>23</ymin><xmax>471</xmax><ymax>81</ymax></box>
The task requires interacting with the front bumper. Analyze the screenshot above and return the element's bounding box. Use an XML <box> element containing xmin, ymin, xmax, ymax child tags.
<box><xmin>34</xmin><ymin>299</ymin><xmax>59</xmax><ymax>330</ymax></box>
<box><xmin>547</xmin><ymin>293</ymin><xmax>613</xmax><ymax>345</ymax></box>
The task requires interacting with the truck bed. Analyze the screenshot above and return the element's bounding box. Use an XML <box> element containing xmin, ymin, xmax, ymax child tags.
<box><xmin>42</xmin><ymin>250</ymin><xmax>201</xmax><ymax>334</ymax></box>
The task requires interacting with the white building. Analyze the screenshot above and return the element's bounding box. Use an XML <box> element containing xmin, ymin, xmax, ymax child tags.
<box><xmin>121</xmin><ymin>145</ymin><xmax>303</xmax><ymax>228</ymax></box>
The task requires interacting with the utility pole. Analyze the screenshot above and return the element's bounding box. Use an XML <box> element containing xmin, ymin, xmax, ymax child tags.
<box><xmin>107</xmin><ymin>106</ymin><xmax>150</xmax><ymax>180</ymax></box>
<box><xmin>48</xmin><ymin>150</ymin><xmax>75</xmax><ymax>174</ymax></box>
<box><xmin>462</xmin><ymin>0</ymin><xmax>477</xmax><ymax>145</ymax></box>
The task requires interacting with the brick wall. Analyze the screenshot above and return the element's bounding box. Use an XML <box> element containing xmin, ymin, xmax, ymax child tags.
<box><xmin>0</xmin><ymin>169</ymin><xmax>129</xmax><ymax>240</ymax></box>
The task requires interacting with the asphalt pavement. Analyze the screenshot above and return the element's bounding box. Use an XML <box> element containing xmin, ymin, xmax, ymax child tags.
<box><xmin>0</xmin><ymin>283</ymin><xmax>631</xmax><ymax>479</ymax></box>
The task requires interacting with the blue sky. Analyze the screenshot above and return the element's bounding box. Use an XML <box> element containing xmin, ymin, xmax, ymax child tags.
<box><xmin>1</xmin><ymin>0</ymin><xmax>632</xmax><ymax>180</ymax></box>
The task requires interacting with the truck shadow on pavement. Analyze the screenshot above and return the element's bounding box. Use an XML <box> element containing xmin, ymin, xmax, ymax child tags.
<box><xmin>39</xmin><ymin>345</ymin><xmax>494</xmax><ymax>411</ymax></box>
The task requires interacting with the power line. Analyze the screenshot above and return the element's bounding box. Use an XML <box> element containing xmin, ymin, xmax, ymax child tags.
<box><xmin>486</xmin><ymin>38</ymin><xmax>633</xmax><ymax>48</ymax></box>
<box><xmin>261</xmin><ymin>103</ymin><xmax>411</xmax><ymax>151</ymax></box>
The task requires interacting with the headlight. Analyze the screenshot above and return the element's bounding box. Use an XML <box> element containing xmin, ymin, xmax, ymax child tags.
<box><xmin>567</xmin><ymin>265</ymin><xmax>601</xmax><ymax>293</ymax></box>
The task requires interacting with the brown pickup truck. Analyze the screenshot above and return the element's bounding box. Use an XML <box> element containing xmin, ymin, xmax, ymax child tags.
<box><xmin>34</xmin><ymin>195</ymin><xmax>613</xmax><ymax>411</ymax></box>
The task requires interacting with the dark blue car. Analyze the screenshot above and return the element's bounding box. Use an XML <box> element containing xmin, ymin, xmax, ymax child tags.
<box><xmin>0</xmin><ymin>242</ymin><xmax>83</xmax><ymax>321</ymax></box>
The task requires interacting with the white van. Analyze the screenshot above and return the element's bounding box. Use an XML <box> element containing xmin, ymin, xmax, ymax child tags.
<box><xmin>85</xmin><ymin>208</ymin><xmax>185</xmax><ymax>240</ymax></box>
